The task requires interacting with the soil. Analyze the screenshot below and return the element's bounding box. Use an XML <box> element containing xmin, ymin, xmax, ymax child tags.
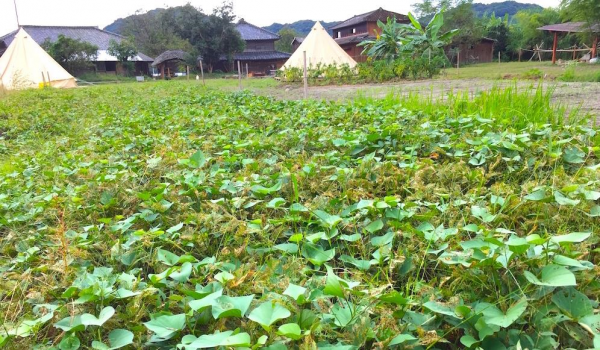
<box><xmin>256</xmin><ymin>79</ymin><xmax>600</xmax><ymax>125</ymax></box>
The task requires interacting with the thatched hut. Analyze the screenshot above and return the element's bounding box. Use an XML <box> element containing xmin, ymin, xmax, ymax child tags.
<box><xmin>152</xmin><ymin>50</ymin><xmax>195</xmax><ymax>79</ymax></box>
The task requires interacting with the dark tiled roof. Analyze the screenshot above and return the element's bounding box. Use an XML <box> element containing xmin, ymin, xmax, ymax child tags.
<box><xmin>220</xmin><ymin>51</ymin><xmax>291</xmax><ymax>61</ymax></box>
<box><xmin>331</xmin><ymin>8</ymin><xmax>409</xmax><ymax>30</ymax></box>
<box><xmin>0</xmin><ymin>25</ymin><xmax>153</xmax><ymax>61</ymax></box>
<box><xmin>538</xmin><ymin>22</ymin><xmax>600</xmax><ymax>33</ymax></box>
<box><xmin>234</xmin><ymin>51</ymin><xmax>291</xmax><ymax>61</ymax></box>
<box><xmin>236</xmin><ymin>19</ymin><xmax>280</xmax><ymax>41</ymax></box>
<box><xmin>335</xmin><ymin>33</ymin><xmax>371</xmax><ymax>46</ymax></box>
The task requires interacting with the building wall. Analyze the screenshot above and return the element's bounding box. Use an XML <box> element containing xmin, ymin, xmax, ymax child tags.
<box><xmin>334</xmin><ymin>23</ymin><xmax>368</xmax><ymax>39</ymax></box>
<box><xmin>292</xmin><ymin>41</ymin><xmax>302</xmax><ymax>53</ymax></box>
<box><xmin>446</xmin><ymin>41</ymin><xmax>495</xmax><ymax>65</ymax></box>
<box><xmin>245</xmin><ymin>40</ymin><xmax>276</xmax><ymax>52</ymax></box>
<box><xmin>236</xmin><ymin>59</ymin><xmax>287</xmax><ymax>75</ymax></box>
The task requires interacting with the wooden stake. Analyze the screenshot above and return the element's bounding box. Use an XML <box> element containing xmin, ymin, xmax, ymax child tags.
<box><xmin>457</xmin><ymin>51</ymin><xmax>460</xmax><ymax>70</ymax></box>
<box><xmin>552</xmin><ymin>31</ymin><xmax>558</xmax><ymax>64</ymax></box>
<box><xmin>303</xmin><ymin>51</ymin><xmax>308</xmax><ymax>99</ymax></box>
<box><xmin>237</xmin><ymin>61</ymin><xmax>242</xmax><ymax>90</ymax></box>
<box><xmin>498</xmin><ymin>51</ymin><xmax>501</xmax><ymax>64</ymax></box>
<box><xmin>246</xmin><ymin>63</ymin><xmax>249</xmax><ymax>78</ymax></box>
<box><xmin>41</xmin><ymin>71</ymin><xmax>46</xmax><ymax>88</ymax></box>
<box><xmin>200</xmin><ymin>60</ymin><xmax>205</xmax><ymax>86</ymax></box>
<box><xmin>186</xmin><ymin>65</ymin><xmax>190</xmax><ymax>80</ymax></box>
<box><xmin>518</xmin><ymin>49</ymin><xmax>522</xmax><ymax>62</ymax></box>
<box><xmin>593</xmin><ymin>36</ymin><xmax>598</xmax><ymax>59</ymax></box>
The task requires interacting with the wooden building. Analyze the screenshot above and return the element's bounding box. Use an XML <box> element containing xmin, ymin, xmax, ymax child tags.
<box><xmin>0</xmin><ymin>26</ymin><xmax>153</xmax><ymax>75</ymax></box>
<box><xmin>445</xmin><ymin>38</ymin><xmax>496</xmax><ymax>66</ymax></box>
<box><xmin>291</xmin><ymin>37</ymin><xmax>304</xmax><ymax>53</ymax></box>
<box><xmin>332</xmin><ymin>8</ymin><xmax>410</xmax><ymax>62</ymax></box>
<box><xmin>225</xmin><ymin>19</ymin><xmax>291</xmax><ymax>76</ymax></box>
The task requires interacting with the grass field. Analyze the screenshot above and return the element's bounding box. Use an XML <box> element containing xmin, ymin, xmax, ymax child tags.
<box><xmin>441</xmin><ymin>61</ymin><xmax>600</xmax><ymax>81</ymax></box>
<box><xmin>0</xmin><ymin>81</ymin><xmax>599</xmax><ymax>349</ymax></box>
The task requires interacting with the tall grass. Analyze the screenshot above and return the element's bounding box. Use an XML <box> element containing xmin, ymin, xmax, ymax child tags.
<box><xmin>354</xmin><ymin>84</ymin><xmax>588</xmax><ymax>128</ymax></box>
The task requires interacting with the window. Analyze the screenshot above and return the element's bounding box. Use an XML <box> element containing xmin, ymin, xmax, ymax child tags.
<box><xmin>352</xmin><ymin>28</ymin><xmax>356</xmax><ymax>34</ymax></box>
<box><xmin>337</xmin><ymin>31</ymin><xmax>341</xmax><ymax>38</ymax></box>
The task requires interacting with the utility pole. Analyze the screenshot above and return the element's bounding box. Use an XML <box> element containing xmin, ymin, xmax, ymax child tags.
<box><xmin>13</xmin><ymin>0</ymin><xmax>20</xmax><ymax>27</ymax></box>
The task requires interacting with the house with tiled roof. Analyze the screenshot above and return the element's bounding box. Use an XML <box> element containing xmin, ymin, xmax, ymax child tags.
<box><xmin>226</xmin><ymin>19</ymin><xmax>291</xmax><ymax>76</ymax></box>
<box><xmin>332</xmin><ymin>8</ymin><xmax>410</xmax><ymax>62</ymax></box>
<box><xmin>0</xmin><ymin>26</ymin><xmax>154</xmax><ymax>75</ymax></box>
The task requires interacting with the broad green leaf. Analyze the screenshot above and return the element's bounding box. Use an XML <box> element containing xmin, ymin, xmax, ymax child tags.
<box><xmin>331</xmin><ymin>302</ymin><xmax>354</xmax><ymax>328</ymax></box>
<box><xmin>248</xmin><ymin>302</ymin><xmax>291</xmax><ymax>331</ymax></box>
<box><xmin>471</xmin><ymin>206</ymin><xmax>496</xmax><ymax>223</ymax></box>
<box><xmin>551</xmin><ymin>232</ymin><xmax>591</xmax><ymax>244</ymax></box>
<box><xmin>424</xmin><ymin>301</ymin><xmax>457</xmax><ymax>317</ymax></box>
<box><xmin>54</xmin><ymin>315</ymin><xmax>84</xmax><ymax>332</ymax></box>
<box><xmin>339</xmin><ymin>255</ymin><xmax>372</xmax><ymax>271</ymax></box>
<box><xmin>554</xmin><ymin>191</ymin><xmax>580</xmax><ymax>206</ymax></box>
<box><xmin>460</xmin><ymin>335</ymin><xmax>479</xmax><ymax>347</ymax></box>
<box><xmin>81</xmin><ymin>307</ymin><xmax>115</xmax><ymax>327</ymax></box>
<box><xmin>323</xmin><ymin>265</ymin><xmax>344</xmax><ymax>298</ymax></box>
<box><xmin>551</xmin><ymin>288</ymin><xmax>593</xmax><ymax>320</ymax></box>
<box><xmin>313</xmin><ymin>210</ymin><xmax>342</xmax><ymax>228</ymax></box>
<box><xmin>283</xmin><ymin>284</ymin><xmax>306</xmax><ymax>303</ymax></box>
<box><xmin>301</xmin><ymin>242</ymin><xmax>335</xmax><ymax>266</ymax></box>
<box><xmin>524</xmin><ymin>265</ymin><xmax>576</xmax><ymax>287</ymax></box>
<box><xmin>143</xmin><ymin>314</ymin><xmax>186</xmax><ymax>339</ymax></box>
<box><xmin>524</xmin><ymin>189</ymin><xmax>549</xmax><ymax>201</ymax></box>
<box><xmin>274</xmin><ymin>243</ymin><xmax>299</xmax><ymax>254</ymax></box>
<box><xmin>379</xmin><ymin>291</ymin><xmax>409</xmax><ymax>306</ymax></box>
<box><xmin>169</xmin><ymin>262</ymin><xmax>193</xmax><ymax>283</ymax></box>
<box><xmin>365</xmin><ymin>219</ymin><xmax>383</xmax><ymax>233</ymax></box>
<box><xmin>486</xmin><ymin>297</ymin><xmax>528</xmax><ymax>328</ymax></box>
<box><xmin>251</xmin><ymin>181</ymin><xmax>282</xmax><ymax>195</ymax></box>
<box><xmin>189</xmin><ymin>150</ymin><xmax>207</xmax><ymax>168</ymax></box>
<box><xmin>188</xmin><ymin>290</ymin><xmax>223</xmax><ymax>312</ymax></box>
<box><xmin>157</xmin><ymin>249</ymin><xmax>179</xmax><ymax>266</ymax></box>
<box><xmin>92</xmin><ymin>329</ymin><xmax>134</xmax><ymax>350</ymax></box>
<box><xmin>389</xmin><ymin>333</ymin><xmax>417</xmax><ymax>346</ymax></box>
<box><xmin>179</xmin><ymin>331</ymin><xmax>251</xmax><ymax>349</ymax></box>
<box><xmin>59</xmin><ymin>335</ymin><xmax>80</xmax><ymax>350</ymax></box>
<box><xmin>211</xmin><ymin>295</ymin><xmax>254</xmax><ymax>319</ymax></box>
<box><xmin>266</xmin><ymin>198</ymin><xmax>286</xmax><ymax>209</ymax></box>
<box><xmin>370</xmin><ymin>231</ymin><xmax>394</xmax><ymax>247</ymax></box>
<box><xmin>277</xmin><ymin>323</ymin><xmax>302</xmax><ymax>340</ymax></box>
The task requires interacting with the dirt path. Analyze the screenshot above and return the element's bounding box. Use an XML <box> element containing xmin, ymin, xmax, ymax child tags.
<box><xmin>255</xmin><ymin>79</ymin><xmax>600</xmax><ymax>125</ymax></box>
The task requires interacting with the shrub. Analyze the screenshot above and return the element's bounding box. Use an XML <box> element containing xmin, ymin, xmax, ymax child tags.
<box><xmin>523</xmin><ymin>68</ymin><xmax>544</xmax><ymax>79</ymax></box>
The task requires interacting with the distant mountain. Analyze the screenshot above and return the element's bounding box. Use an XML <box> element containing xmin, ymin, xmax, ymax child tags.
<box><xmin>263</xmin><ymin>20</ymin><xmax>341</xmax><ymax>36</ymax></box>
<box><xmin>472</xmin><ymin>1</ymin><xmax>543</xmax><ymax>18</ymax></box>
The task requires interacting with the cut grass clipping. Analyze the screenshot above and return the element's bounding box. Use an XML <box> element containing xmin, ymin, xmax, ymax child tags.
<box><xmin>0</xmin><ymin>82</ymin><xmax>598</xmax><ymax>349</ymax></box>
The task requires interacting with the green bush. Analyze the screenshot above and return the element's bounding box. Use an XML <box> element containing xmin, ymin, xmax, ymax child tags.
<box><xmin>523</xmin><ymin>68</ymin><xmax>544</xmax><ymax>79</ymax></box>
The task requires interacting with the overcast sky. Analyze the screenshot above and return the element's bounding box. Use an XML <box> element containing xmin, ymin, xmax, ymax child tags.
<box><xmin>1</xmin><ymin>0</ymin><xmax>560</xmax><ymax>36</ymax></box>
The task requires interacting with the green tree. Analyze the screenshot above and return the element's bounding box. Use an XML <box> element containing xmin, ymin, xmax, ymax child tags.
<box><xmin>42</xmin><ymin>35</ymin><xmax>98</xmax><ymax>75</ymax></box>
<box><xmin>107</xmin><ymin>39</ymin><xmax>137</xmax><ymax>62</ymax></box>
<box><xmin>508</xmin><ymin>9</ymin><xmax>563</xmax><ymax>52</ymax></box>
<box><xmin>483</xmin><ymin>13</ymin><xmax>510</xmax><ymax>58</ymax></box>
<box><xmin>560</xmin><ymin>0</ymin><xmax>600</xmax><ymax>27</ymax></box>
<box><xmin>276</xmin><ymin>27</ymin><xmax>300</xmax><ymax>53</ymax></box>
<box><xmin>412</xmin><ymin>0</ymin><xmax>483</xmax><ymax>45</ymax></box>
<box><xmin>162</xmin><ymin>2</ymin><xmax>245</xmax><ymax>73</ymax></box>
<box><xmin>108</xmin><ymin>39</ymin><xmax>138</xmax><ymax>76</ymax></box>
<box><xmin>120</xmin><ymin>9</ymin><xmax>193</xmax><ymax>58</ymax></box>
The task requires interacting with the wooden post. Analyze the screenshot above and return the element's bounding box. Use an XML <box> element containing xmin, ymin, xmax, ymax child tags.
<box><xmin>551</xmin><ymin>31</ymin><xmax>558</xmax><ymax>64</ymax></box>
<box><xmin>41</xmin><ymin>72</ymin><xmax>46</xmax><ymax>88</ymax></box>
<box><xmin>498</xmin><ymin>51</ymin><xmax>501</xmax><ymax>64</ymax></box>
<box><xmin>186</xmin><ymin>65</ymin><xmax>190</xmax><ymax>80</ymax></box>
<box><xmin>161</xmin><ymin>64</ymin><xmax>164</xmax><ymax>79</ymax></box>
<box><xmin>518</xmin><ymin>49</ymin><xmax>522</xmax><ymax>62</ymax></box>
<box><xmin>199</xmin><ymin>61</ymin><xmax>205</xmax><ymax>86</ymax></box>
<box><xmin>245</xmin><ymin>63</ymin><xmax>249</xmax><ymax>78</ymax></box>
<box><xmin>237</xmin><ymin>61</ymin><xmax>242</xmax><ymax>90</ymax></box>
<box><xmin>303</xmin><ymin>51</ymin><xmax>308</xmax><ymax>99</ymax></box>
<box><xmin>167</xmin><ymin>67</ymin><xmax>170</xmax><ymax>79</ymax></box>
<box><xmin>573</xmin><ymin>46</ymin><xmax>577</xmax><ymax>61</ymax></box>
<box><xmin>457</xmin><ymin>51</ymin><xmax>460</xmax><ymax>69</ymax></box>
<box><xmin>593</xmin><ymin>36</ymin><xmax>598</xmax><ymax>59</ymax></box>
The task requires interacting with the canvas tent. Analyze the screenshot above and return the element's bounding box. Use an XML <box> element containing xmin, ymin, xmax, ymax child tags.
<box><xmin>0</xmin><ymin>28</ymin><xmax>76</xmax><ymax>90</ymax></box>
<box><xmin>282</xmin><ymin>22</ymin><xmax>357</xmax><ymax>69</ymax></box>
